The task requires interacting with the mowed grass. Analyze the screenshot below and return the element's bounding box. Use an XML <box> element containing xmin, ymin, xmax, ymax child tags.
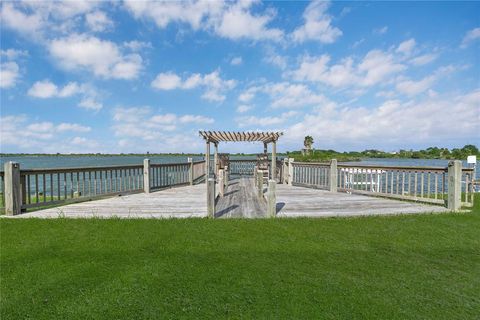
<box><xmin>1</xmin><ymin>207</ymin><xmax>480</xmax><ymax>320</ymax></box>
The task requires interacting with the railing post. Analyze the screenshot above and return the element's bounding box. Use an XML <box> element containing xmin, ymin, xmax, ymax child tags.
<box><xmin>267</xmin><ymin>180</ymin><xmax>276</xmax><ymax>218</ymax></box>
<box><xmin>207</xmin><ymin>178</ymin><xmax>215</xmax><ymax>218</ymax></box>
<box><xmin>188</xmin><ymin>157</ymin><xmax>194</xmax><ymax>185</ymax></box>
<box><xmin>447</xmin><ymin>160</ymin><xmax>462</xmax><ymax>210</ymax></box>
<box><xmin>224</xmin><ymin>165</ymin><xmax>229</xmax><ymax>187</ymax></box>
<box><xmin>257</xmin><ymin>170</ymin><xmax>263</xmax><ymax>198</ymax></box>
<box><xmin>330</xmin><ymin>159</ymin><xmax>338</xmax><ymax>192</ymax></box>
<box><xmin>218</xmin><ymin>169</ymin><xmax>224</xmax><ymax>197</ymax></box>
<box><xmin>4</xmin><ymin>161</ymin><xmax>21</xmax><ymax>215</ymax></box>
<box><xmin>288</xmin><ymin>158</ymin><xmax>294</xmax><ymax>185</ymax></box>
<box><xmin>143</xmin><ymin>159</ymin><xmax>150</xmax><ymax>193</ymax></box>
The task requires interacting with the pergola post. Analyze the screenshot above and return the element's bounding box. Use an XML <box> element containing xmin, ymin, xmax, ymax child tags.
<box><xmin>263</xmin><ymin>142</ymin><xmax>268</xmax><ymax>154</ymax></box>
<box><xmin>271</xmin><ymin>140</ymin><xmax>277</xmax><ymax>182</ymax></box>
<box><xmin>205</xmin><ymin>141</ymin><xmax>210</xmax><ymax>184</ymax></box>
<box><xmin>214</xmin><ymin>143</ymin><xmax>218</xmax><ymax>179</ymax></box>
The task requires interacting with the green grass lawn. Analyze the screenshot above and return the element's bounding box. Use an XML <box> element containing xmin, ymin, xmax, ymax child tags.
<box><xmin>1</xmin><ymin>207</ymin><xmax>480</xmax><ymax>319</ymax></box>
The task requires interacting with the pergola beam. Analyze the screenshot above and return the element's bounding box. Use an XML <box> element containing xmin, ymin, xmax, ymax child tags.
<box><xmin>199</xmin><ymin>131</ymin><xmax>283</xmax><ymax>143</ymax></box>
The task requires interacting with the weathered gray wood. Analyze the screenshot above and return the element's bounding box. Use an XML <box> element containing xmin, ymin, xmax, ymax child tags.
<box><xmin>214</xmin><ymin>143</ymin><xmax>218</xmax><ymax>178</ymax></box>
<box><xmin>207</xmin><ymin>178</ymin><xmax>215</xmax><ymax>218</ymax></box>
<box><xmin>215</xmin><ymin>176</ymin><xmax>267</xmax><ymax>218</ymax></box>
<box><xmin>205</xmin><ymin>141</ymin><xmax>210</xmax><ymax>184</ymax></box>
<box><xmin>447</xmin><ymin>160</ymin><xmax>462</xmax><ymax>211</ymax></box>
<box><xmin>271</xmin><ymin>141</ymin><xmax>276</xmax><ymax>181</ymax></box>
<box><xmin>330</xmin><ymin>159</ymin><xmax>337</xmax><ymax>192</ymax></box>
<box><xmin>218</xmin><ymin>169</ymin><xmax>224</xmax><ymax>196</ymax></box>
<box><xmin>4</xmin><ymin>162</ymin><xmax>22</xmax><ymax>215</ymax></box>
<box><xmin>257</xmin><ymin>170</ymin><xmax>263</xmax><ymax>198</ymax></box>
<box><xmin>224</xmin><ymin>166</ymin><xmax>229</xmax><ymax>186</ymax></box>
<box><xmin>267</xmin><ymin>180</ymin><xmax>276</xmax><ymax>218</ymax></box>
<box><xmin>143</xmin><ymin>159</ymin><xmax>150</xmax><ymax>193</ymax></box>
<box><xmin>188</xmin><ymin>157</ymin><xmax>194</xmax><ymax>185</ymax></box>
<box><xmin>288</xmin><ymin>158</ymin><xmax>294</xmax><ymax>185</ymax></box>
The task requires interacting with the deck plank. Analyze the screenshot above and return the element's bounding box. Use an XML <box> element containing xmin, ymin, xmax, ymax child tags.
<box><xmin>8</xmin><ymin>177</ymin><xmax>450</xmax><ymax>219</ymax></box>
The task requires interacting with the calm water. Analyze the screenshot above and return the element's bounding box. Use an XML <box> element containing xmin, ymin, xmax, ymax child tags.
<box><xmin>0</xmin><ymin>155</ymin><xmax>478</xmax><ymax>179</ymax></box>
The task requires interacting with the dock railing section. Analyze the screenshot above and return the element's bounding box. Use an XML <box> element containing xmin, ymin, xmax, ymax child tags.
<box><xmin>2</xmin><ymin>159</ymin><xmax>206</xmax><ymax>215</ymax></box>
<box><xmin>283</xmin><ymin>158</ymin><xmax>475</xmax><ymax>211</ymax></box>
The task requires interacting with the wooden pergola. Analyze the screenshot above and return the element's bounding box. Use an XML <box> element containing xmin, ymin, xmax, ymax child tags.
<box><xmin>199</xmin><ymin>131</ymin><xmax>283</xmax><ymax>180</ymax></box>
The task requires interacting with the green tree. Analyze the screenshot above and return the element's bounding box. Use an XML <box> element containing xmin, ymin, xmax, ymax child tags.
<box><xmin>304</xmin><ymin>136</ymin><xmax>314</xmax><ymax>150</ymax></box>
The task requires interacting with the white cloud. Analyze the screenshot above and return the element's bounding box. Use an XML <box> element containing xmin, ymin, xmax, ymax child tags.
<box><xmin>123</xmin><ymin>40</ymin><xmax>153</xmax><ymax>51</ymax></box>
<box><xmin>111</xmin><ymin>107</ymin><xmax>212</xmax><ymax>152</ymax></box>
<box><xmin>230</xmin><ymin>56</ymin><xmax>243</xmax><ymax>65</ymax></box>
<box><xmin>236</xmin><ymin>111</ymin><xmax>298</xmax><ymax>127</ymax></box>
<box><xmin>151</xmin><ymin>72</ymin><xmax>182</xmax><ymax>90</ymax></box>
<box><xmin>409</xmin><ymin>53</ymin><xmax>437</xmax><ymax>66</ymax></box>
<box><xmin>0</xmin><ymin>3</ymin><xmax>44</xmax><ymax>39</ymax></box>
<box><xmin>461</xmin><ymin>27</ymin><xmax>480</xmax><ymax>48</ymax></box>
<box><xmin>85</xmin><ymin>10</ymin><xmax>114</xmax><ymax>32</ymax></box>
<box><xmin>123</xmin><ymin>0</ymin><xmax>283</xmax><ymax>42</ymax></box>
<box><xmin>358</xmin><ymin>50</ymin><xmax>405</xmax><ymax>86</ymax></box>
<box><xmin>151</xmin><ymin>70</ymin><xmax>236</xmax><ymax>102</ymax></box>
<box><xmin>373</xmin><ymin>26</ymin><xmax>388</xmax><ymax>35</ymax></box>
<box><xmin>284</xmin><ymin>89</ymin><xmax>480</xmax><ymax>149</ymax></box>
<box><xmin>291</xmin><ymin>0</ymin><xmax>342</xmax><ymax>44</ymax></box>
<box><xmin>57</xmin><ymin>123</ymin><xmax>91</xmax><ymax>132</ymax></box>
<box><xmin>238</xmin><ymin>87</ymin><xmax>260</xmax><ymax>103</ymax></box>
<box><xmin>28</xmin><ymin>80</ymin><xmax>84</xmax><ymax>98</ymax></box>
<box><xmin>0</xmin><ymin>49</ymin><xmax>28</xmax><ymax>60</ymax></box>
<box><xmin>237</xmin><ymin>105</ymin><xmax>253</xmax><ymax>113</ymax></box>
<box><xmin>263</xmin><ymin>47</ymin><xmax>287</xmax><ymax>69</ymax></box>
<box><xmin>291</xmin><ymin>49</ymin><xmax>405</xmax><ymax>88</ymax></box>
<box><xmin>212</xmin><ymin>2</ymin><xmax>283</xmax><ymax>41</ymax></box>
<box><xmin>0</xmin><ymin>62</ymin><xmax>20</xmax><ymax>88</ymax></box>
<box><xmin>0</xmin><ymin>115</ymin><xmax>95</xmax><ymax>152</ymax></box>
<box><xmin>48</xmin><ymin>34</ymin><xmax>143</xmax><ymax>79</ymax></box>
<box><xmin>263</xmin><ymin>82</ymin><xmax>329</xmax><ymax>108</ymax></box>
<box><xmin>396</xmin><ymin>38</ymin><xmax>416</xmax><ymax>56</ymax></box>
<box><xmin>396</xmin><ymin>75</ymin><xmax>436</xmax><ymax>96</ymax></box>
<box><xmin>78</xmin><ymin>98</ymin><xmax>103</xmax><ymax>111</ymax></box>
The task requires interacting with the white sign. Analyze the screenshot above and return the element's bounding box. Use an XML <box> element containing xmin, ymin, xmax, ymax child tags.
<box><xmin>467</xmin><ymin>155</ymin><xmax>477</xmax><ymax>164</ymax></box>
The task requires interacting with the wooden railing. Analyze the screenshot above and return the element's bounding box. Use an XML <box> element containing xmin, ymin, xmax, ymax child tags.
<box><xmin>150</xmin><ymin>163</ymin><xmax>190</xmax><ymax>189</ymax></box>
<box><xmin>283</xmin><ymin>159</ymin><xmax>475</xmax><ymax>209</ymax></box>
<box><xmin>1</xmin><ymin>160</ymin><xmax>207</xmax><ymax>214</ymax></box>
<box><xmin>229</xmin><ymin>160</ymin><xmax>257</xmax><ymax>175</ymax></box>
<box><xmin>19</xmin><ymin>165</ymin><xmax>144</xmax><ymax>210</ymax></box>
<box><xmin>291</xmin><ymin>162</ymin><xmax>330</xmax><ymax>189</ymax></box>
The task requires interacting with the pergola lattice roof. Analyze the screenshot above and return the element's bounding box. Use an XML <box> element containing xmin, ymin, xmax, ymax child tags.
<box><xmin>199</xmin><ymin>131</ymin><xmax>283</xmax><ymax>144</ymax></box>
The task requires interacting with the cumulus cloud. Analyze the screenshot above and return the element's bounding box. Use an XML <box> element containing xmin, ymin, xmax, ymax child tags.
<box><xmin>230</xmin><ymin>56</ymin><xmax>243</xmax><ymax>65</ymax></box>
<box><xmin>236</xmin><ymin>105</ymin><xmax>253</xmax><ymax>113</ymax></box>
<box><xmin>291</xmin><ymin>0</ymin><xmax>342</xmax><ymax>43</ymax></box>
<box><xmin>123</xmin><ymin>0</ymin><xmax>283</xmax><ymax>42</ymax></box>
<box><xmin>123</xmin><ymin>40</ymin><xmax>153</xmax><ymax>51</ymax></box>
<box><xmin>48</xmin><ymin>34</ymin><xmax>142</xmax><ymax>79</ymax></box>
<box><xmin>236</xmin><ymin>111</ymin><xmax>298</xmax><ymax>127</ymax></box>
<box><xmin>409</xmin><ymin>53</ymin><xmax>437</xmax><ymax>66</ymax></box>
<box><xmin>151</xmin><ymin>70</ymin><xmax>236</xmax><ymax>102</ymax></box>
<box><xmin>284</xmin><ymin>89</ymin><xmax>480</xmax><ymax>149</ymax></box>
<box><xmin>85</xmin><ymin>10</ymin><xmax>114</xmax><ymax>32</ymax></box>
<box><xmin>0</xmin><ymin>115</ymin><xmax>95</xmax><ymax>152</ymax></box>
<box><xmin>0</xmin><ymin>62</ymin><xmax>20</xmax><ymax>89</ymax></box>
<box><xmin>461</xmin><ymin>27</ymin><xmax>480</xmax><ymax>48</ymax></box>
<box><xmin>111</xmin><ymin>107</ymin><xmax>212</xmax><ymax>152</ymax></box>
<box><xmin>396</xmin><ymin>38</ymin><xmax>416</xmax><ymax>56</ymax></box>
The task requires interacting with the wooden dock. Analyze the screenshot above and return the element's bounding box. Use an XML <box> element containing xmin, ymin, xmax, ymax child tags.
<box><xmin>10</xmin><ymin>176</ymin><xmax>450</xmax><ymax>219</ymax></box>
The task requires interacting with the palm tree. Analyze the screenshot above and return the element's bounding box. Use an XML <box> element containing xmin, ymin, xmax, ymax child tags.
<box><xmin>304</xmin><ymin>136</ymin><xmax>314</xmax><ymax>150</ymax></box>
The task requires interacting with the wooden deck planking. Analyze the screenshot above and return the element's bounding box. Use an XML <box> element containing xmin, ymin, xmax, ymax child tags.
<box><xmin>275</xmin><ymin>184</ymin><xmax>449</xmax><ymax>217</ymax></box>
<box><xmin>13</xmin><ymin>184</ymin><xmax>207</xmax><ymax>219</ymax></box>
<box><xmin>7</xmin><ymin>177</ymin><xmax>450</xmax><ymax>219</ymax></box>
<box><xmin>215</xmin><ymin>176</ymin><xmax>266</xmax><ymax>218</ymax></box>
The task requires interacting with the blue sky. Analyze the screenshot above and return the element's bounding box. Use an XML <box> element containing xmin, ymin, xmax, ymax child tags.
<box><xmin>1</xmin><ymin>0</ymin><xmax>479</xmax><ymax>154</ymax></box>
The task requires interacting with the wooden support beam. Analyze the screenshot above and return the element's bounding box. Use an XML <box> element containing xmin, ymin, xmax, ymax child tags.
<box><xmin>205</xmin><ymin>141</ymin><xmax>210</xmax><ymax>184</ymax></box>
<box><xmin>214</xmin><ymin>143</ymin><xmax>218</xmax><ymax>179</ymax></box>
<box><xmin>4</xmin><ymin>161</ymin><xmax>21</xmax><ymax>215</ymax></box>
<box><xmin>271</xmin><ymin>140</ymin><xmax>276</xmax><ymax>181</ymax></box>
<box><xmin>143</xmin><ymin>159</ymin><xmax>151</xmax><ymax>193</ymax></box>
<box><xmin>447</xmin><ymin>160</ymin><xmax>462</xmax><ymax>211</ymax></box>
<box><xmin>207</xmin><ymin>178</ymin><xmax>215</xmax><ymax>218</ymax></box>
<box><xmin>188</xmin><ymin>157</ymin><xmax>194</xmax><ymax>185</ymax></box>
<box><xmin>218</xmin><ymin>169</ymin><xmax>224</xmax><ymax>197</ymax></box>
<box><xmin>267</xmin><ymin>180</ymin><xmax>276</xmax><ymax>218</ymax></box>
<box><xmin>330</xmin><ymin>159</ymin><xmax>337</xmax><ymax>192</ymax></box>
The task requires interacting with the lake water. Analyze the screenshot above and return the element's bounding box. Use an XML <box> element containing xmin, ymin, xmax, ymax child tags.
<box><xmin>1</xmin><ymin>155</ymin><xmax>478</xmax><ymax>179</ymax></box>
